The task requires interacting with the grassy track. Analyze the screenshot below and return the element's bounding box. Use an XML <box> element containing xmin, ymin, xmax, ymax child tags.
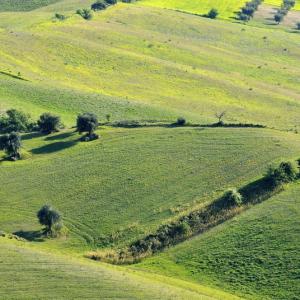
<box><xmin>136</xmin><ymin>182</ymin><xmax>300</xmax><ymax>300</ymax></box>
<box><xmin>1</xmin><ymin>127</ymin><xmax>300</xmax><ymax>252</ymax></box>
<box><xmin>1</xmin><ymin>4</ymin><xmax>300</xmax><ymax>128</ymax></box>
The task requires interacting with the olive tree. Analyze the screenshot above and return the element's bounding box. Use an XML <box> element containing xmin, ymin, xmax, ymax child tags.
<box><xmin>37</xmin><ymin>205</ymin><xmax>62</xmax><ymax>236</ymax></box>
<box><xmin>37</xmin><ymin>113</ymin><xmax>61</xmax><ymax>134</ymax></box>
<box><xmin>76</xmin><ymin>113</ymin><xmax>99</xmax><ymax>141</ymax></box>
<box><xmin>0</xmin><ymin>132</ymin><xmax>21</xmax><ymax>160</ymax></box>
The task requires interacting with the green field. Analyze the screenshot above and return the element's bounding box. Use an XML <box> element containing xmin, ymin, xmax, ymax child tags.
<box><xmin>1</xmin><ymin>3</ymin><xmax>300</xmax><ymax>129</ymax></box>
<box><xmin>1</xmin><ymin>0</ymin><xmax>300</xmax><ymax>299</ymax></box>
<box><xmin>136</xmin><ymin>182</ymin><xmax>300</xmax><ymax>300</ymax></box>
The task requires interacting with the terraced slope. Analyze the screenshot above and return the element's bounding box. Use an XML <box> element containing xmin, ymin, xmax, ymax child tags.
<box><xmin>1</xmin><ymin>4</ymin><xmax>300</xmax><ymax>129</ymax></box>
<box><xmin>0</xmin><ymin>238</ymin><xmax>232</xmax><ymax>300</ymax></box>
<box><xmin>1</xmin><ymin>127</ymin><xmax>300</xmax><ymax>252</ymax></box>
<box><xmin>136</xmin><ymin>182</ymin><xmax>300</xmax><ymax>300</ymax></box>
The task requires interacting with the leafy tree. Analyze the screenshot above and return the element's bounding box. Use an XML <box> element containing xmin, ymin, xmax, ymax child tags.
<box><xmin>54</xmin><ymin>13</ymin><xmax>67</xmax><ymax>20</ymax></box>
<box><xmin>296</xmin><ymin>22</ymin><xmax>300</xmax><ymax>30</ymax></box>
<box><xmin>105</xmin><ymin>0</ymin><xmax>117</xmax><ymax>4</ymax></box>
<box><xmin>37</xmin><ymin>205</ymin><xmax>62</xmax><ymax>235</ymax></box>
<box><xmin>0</xmin><ymin>109</ymin><xmax>32</xmax><ymax>133</ymax></box>
<box><xmin>0</xmin><ymin>132</ymin><xmax>21</xmax><ymax>160</ymax></box>
<box><xmin>207</xmin><ymin>8</ymin><xmax>218</xmax><ymax>19</ymax></box>
<box><xmin>176</xmin><ymin>117</ymin><xmax>186</xmax><ymax>126</ymax></box>
<box><xmin>37</xmin><ymin>113</ymin><xmax>61</xmax><ymax>134</ymax></box>
<box><xmin>274</xmin><ymin>13</ymin><xmax>283</xmax><ymax>23</ymax></box>
<box><xmin>77</xmin><ymin>113</ymin><xmax>99</xmax><ymax>141</ymax></box>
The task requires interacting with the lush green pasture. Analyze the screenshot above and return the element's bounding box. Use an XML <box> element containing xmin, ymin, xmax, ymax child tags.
<box><xmin>1</xmin><ymin>4</ymin><xmax>300</xmax><ymax>128</ymax></box>
<box><xmin>0</xmin><ymin>0</ymin><xmax>61</xmax><ymax>11</ymax></box>
<box><xmin>140</xmin><ymin>0</ymin><xmax>245</xmax><ymax>19</ymax></box>
<box><xmin>136</xmin><ymin>182</ymin><xmax>300</xmax><ymax>300</ymax></box>
<box><xmin>0</xmin><ymin>238</ymin><xmax>225</xmax><ymax>300</ymax></box>
<box><xmin>1</xmin><ymin>127</ymin><xmax>300</xmax><ymax>252</ymax></box>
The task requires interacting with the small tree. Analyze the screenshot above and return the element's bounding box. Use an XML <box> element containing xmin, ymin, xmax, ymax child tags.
<box><xmin>274</xmin><ymin>13</ymin><xmax>283</xmax><ymax>24</ymax></box>
<box><xmin>207</xmin><ymin>8</ymin><xmax>218</xmax><ymax>19</ymax></box>
<box><xmin>105</xmin><ymin>114</ymin><xmax>111</xmax><ymax>123</ymax></box>
<box><xmin>37</xmin><ymin>113</ymin><xmax>61</xmax><ymax>134</ymax></box>
<box><xmin>220</xmin><ymin>189</ymin><xmax>243</xmax><ymax>207</ymax></box>
<box><xmin>105</xmin><ymin>0</ymin><xmax>117</xmax><ymax>4</ymax></box>
<box><xmin>0</xmin><ymin>132</ymin><xmax>21</xmax><ymax>160</ymax></box>
<box><xmin>76</xmin><ymin>8</ymin><xmax>93</xmax><ymax>20</ymax></box>
<box><xmin>37</xmin><ymin>205</ymin><xmax>62</xmax><ymax>236</ymax></box>
<box><xmin>296</xmin><ymin>22</ymin><xmax>300</xmax><ymax>30</ymax></box>
<box><xmin>77</xmin><ymin>113</ymin><xmax>99</xmax><ymax>141</ymax></box>
<box><xmin>215</xmin><ymin>111</ymin><xmax>226</xmax><ymax>124</ymax></box>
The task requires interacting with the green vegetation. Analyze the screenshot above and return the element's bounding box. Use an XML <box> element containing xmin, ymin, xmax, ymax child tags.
<box><xmin>0</xmin><ymin>0</ymin><xmax>61</xmax><ymax>11</ymax></box>
<box><xmin>0</xmin><ymin>131</ymin><xmax>21</xmax><ymax>160</ymax></box>
<box><xmin>136</xmin><ymin>182</ymin><xmax>300</xmax><ymax>299</ymax></box>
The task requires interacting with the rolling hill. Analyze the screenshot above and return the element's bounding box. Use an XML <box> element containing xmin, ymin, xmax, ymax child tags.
<box><xmin>1</xmin><ymin>0</ymin><xmax>300</xmax><ymax>299</ymax></box>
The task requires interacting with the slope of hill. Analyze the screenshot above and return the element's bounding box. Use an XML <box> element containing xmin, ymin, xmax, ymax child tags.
<box><xmin>1</xmin><ymin>4</ymin><xmax>300</xmax><ymax>129</ymax></box>
<box><xmin>135</xmin><ymin>182</ymin><xmax>300</xmax><ymax>300</ymax></box>
<box><xmin>0</xmin><ymin>0</ymin><xmax>61</xmax><ymax>11</ymax></box>
<box><xmin>1</xmin><ymin>237</ymin><xmax>236</xmax><ymax>300</ymax></box>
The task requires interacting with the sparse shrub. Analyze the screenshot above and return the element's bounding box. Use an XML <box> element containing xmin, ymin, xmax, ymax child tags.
<box><xmin>76</xmin><ymin>8</ymin><xmax>93</xmax><ymax>20</ymax></box>
<box><xmin>266</xmin><ymin>161</ymin><xmax>298</xmax><ymax>186</ymax></box>
<box><xmin>37</xmin><ymin>113</ymin><xmax>61</xmax><ymax>134</ymax></box>
<box><xmin>0</xmin><ymin>109</ymin><xmax>33</xmax><ymax>133</ymax></box>
<box><xmin>37</xmin><ymin>205</ymin><xmax>62</xmax><ymax>236</ymax></box>
<box><xmin>0</xmin><ymin>132</ymin><xmax>21</xmax><ymax>161</ymax></box>
<box><xmin>215</xmin><ymin>111</ymin><xmax>226</xmax><ymax>125</ymax></box>
<box><xmin>176</xmin><ymin>117</ymin><xmax>186</xmax><ymax>126</ymax></box>
<box><xmin>206</xmin><ymin>8</ymin><xmax>218</xmax><ymax>19</ymax></box>
<box><xmin>105</xmin><ymin>114</ymin><xmax>111</xmax><ymax>123</ymax></box>
<box><xmin>77</xmin><ymin>112</ymin><xmax>99</xmax><ymax>141</ymax></box>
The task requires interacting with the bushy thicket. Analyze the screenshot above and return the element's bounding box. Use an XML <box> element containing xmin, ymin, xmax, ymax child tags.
<box><xmin>237</xmin><ymin>0</ymin><xmax>263</xmax><ymax>21</ymax></box>
<box><xmin>274</xmin><ymin>0</ymin><xmax>295</xmax><ymax>24</ymax></box>
<box><xmin>91</xmin><ymin>0</ymin><xmax>117</xmax><ymax>12</ymax></box>
<box><xmin>76</xmin><ymin>8</ymin><xmax>93</xmax><ymax>20</ymax></box>
<box><xmin>37</xmin><ymin>113</ymin><xmax>61</xmax><ymax>134</ymax></box>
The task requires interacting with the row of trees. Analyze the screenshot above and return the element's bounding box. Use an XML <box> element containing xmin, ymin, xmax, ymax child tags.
<box><xmin>237</xmin><ymin>0</ymin><xmax>263</xmax><ymax>22</ymax></box>
<box><xmin>0</xmin><ymin>110</ymin><xmax>101</xmax><ymax>161</ymax></box>
<box><xmin>274</xmin><ymin>0</ymin><xmax>295</xmax><ymax>24</ymax></box>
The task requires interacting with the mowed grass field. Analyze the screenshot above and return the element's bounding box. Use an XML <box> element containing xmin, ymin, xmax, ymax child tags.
<box><xmin>136</xmin><ymin>182</ymin><xmax>300</xmax><ymax>300</ymax></box>
<box><xmin>140</xmin><ymin>0</ymin><xmax>245</xmax><ymax>19</ymax></box>
<box><xmin>1</xmin><ymin>127</ymin><xmax>300</xmax><ymax>253</ymax></box>
<box><xmin>0</xmin><ymin>0</ymin><xmax>61</xmax><ymax>11</ymax></box>
<box><xmin>0</xmin><ymin>238</ymin><xmax>232</xmax><ymax>300</ymax></box>
<box><xmin>0</xmin><ymin>3</ymin><xmax>300</xmax><ymax>128</ymax></box>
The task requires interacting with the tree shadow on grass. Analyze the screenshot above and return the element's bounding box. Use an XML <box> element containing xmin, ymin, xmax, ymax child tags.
<box><xmin>44</xmin><ymin>131</ymin><xmax>76</xmax><ymax>141</ymax></box>
<box><xmin>14</xmin><ymin>230</ymin><xmax>44</xmax><ymax>242</ymax></box>
<box><xmin>31</xmin><ymin>140</ymin><xmax>78</xmax><ymax>155</ymax></box>
<box><xmin>21</xmin><ymin>132</ymin><xmax>43</xmax><ymax>140</ymax></box>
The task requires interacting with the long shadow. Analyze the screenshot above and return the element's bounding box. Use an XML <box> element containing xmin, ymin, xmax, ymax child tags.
<box><xmin>44</xmin><ymin>131</ymin><xmax>76</xmax><ymax>141</ymax></box>
<box><xmin>14</xmin><ymin>230</ymin><xmax>44</xmax><ymax>242</ymax></box>
<box><xmin>31</xmin><ymin>140</ymin><xmax>78</xmax><ymax>155</ymax></box>
<box><xmin>22</xmin><ymin>132</ymin><xmax>43</xmax><ymax>140</ymax></box>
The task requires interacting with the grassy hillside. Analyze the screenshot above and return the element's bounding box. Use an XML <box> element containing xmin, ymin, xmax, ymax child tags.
<box><xmin>1</xmin><ymin>127</ymin><xmax>300</xmax><ymax>253</ymax></box>
<box><xmin>0</xmin><ymin>0</ymin><xmax>61</xmax><ymax>11</ymax></box>
<box><xmin>0</xmin><ymin>237</ymin><xmax>232</xmax><ymax>300</ymax></box>
<box><xmin>1</xmin><ymin>4</ymin><xmax>300</xmax><ymax>129</ymax></box>
<box><xmin>136</xmin><ymin>182</ymin><xmax>300</xmax><ymax>300</ymax></box>
<box><xmin>140</xmin><ymin>0</ymin><xmax>245</xmax><ymax>19</ymax></box>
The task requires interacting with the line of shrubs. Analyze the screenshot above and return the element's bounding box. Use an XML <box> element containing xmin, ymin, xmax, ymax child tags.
<box><xmin>274</xmin><ymin>0</ymin><xmax>295</xmax><ymax>24</ymax></box>
<box><xmin>88</xmin><ymin>159</ymin><xmax>299</xmax><ymax>264</ymax></box>
<box><xmin>0</xmin><ymin>109</ymin><xmax>100</xmax><ymax>161</ymax></box>
<box><xmin>237</xmin><ymin>0</ymin><xmax>263</xmax><ymax>22</ymax></box>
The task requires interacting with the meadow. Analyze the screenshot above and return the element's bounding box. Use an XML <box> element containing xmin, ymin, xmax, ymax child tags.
<box><xmin>136</xmin><ymin>182</ymin><xmax>300</xmax><ymax>299</ymax></box>
<box><xmin>1</xmin><ymin>1</ymin><xmax>300</xmax><ymax>299</ymax></box>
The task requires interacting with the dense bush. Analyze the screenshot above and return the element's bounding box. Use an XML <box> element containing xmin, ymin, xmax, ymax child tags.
<box><xmin>206</xmin><ymin>8</ymin><xmax>218</xmax><ymax>19</ymax></box>
<box><xmin>54</xmin><ymin>13</ymin><xmax>66</xmax><ymax>20</ymax></box>
<box><xmin>176</xmin><ymin>117</ymin><xmax>186</xmax><ymax>126</ymax></box>
<box><xmin>76</xmin><ymin>8</ymin><xmax>93</xmax><ymax>20</ymax></box>
<box><xmin>0</xmin><ymin>109</ymin><xmax>33</xmax><ymax>133</ymax></box>
<box><xmin>220</xmin><ymin>189</ymin><xmax>243</xmax><ymax>207</ymax></box>
<box><xmin>37</xmin><ymin>205</ymin><xmax>62</xmax><ymax>236</ymax></box>
<box><xmin>0</xmin><ymin>132</ymin><xmax>21</xmax><ymax>161</ymax></box>
<box><xmin>37</xmin><ymin>113</ymin><xmax>61</xmax><ymax>134</ymax></box>
<box><xmin>91</xmin><ymin>1</ymin><xmax>106</xmax><ymax>11</ymax></box>
<box><xmin>266</xmin><ymin>161</ymin><xmax>298</xmax><ymax>187</ymax></box>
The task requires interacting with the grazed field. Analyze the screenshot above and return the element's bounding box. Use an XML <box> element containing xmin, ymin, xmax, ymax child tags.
<box><xmin>136</xmin><ymin>182</ymin><xmax>300</xmax><ymax>300</ymax></box>
<box><xmin>1</xmin><ymin>4</ymin><xmax>300</xmax><ymax>129</ymax></box>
